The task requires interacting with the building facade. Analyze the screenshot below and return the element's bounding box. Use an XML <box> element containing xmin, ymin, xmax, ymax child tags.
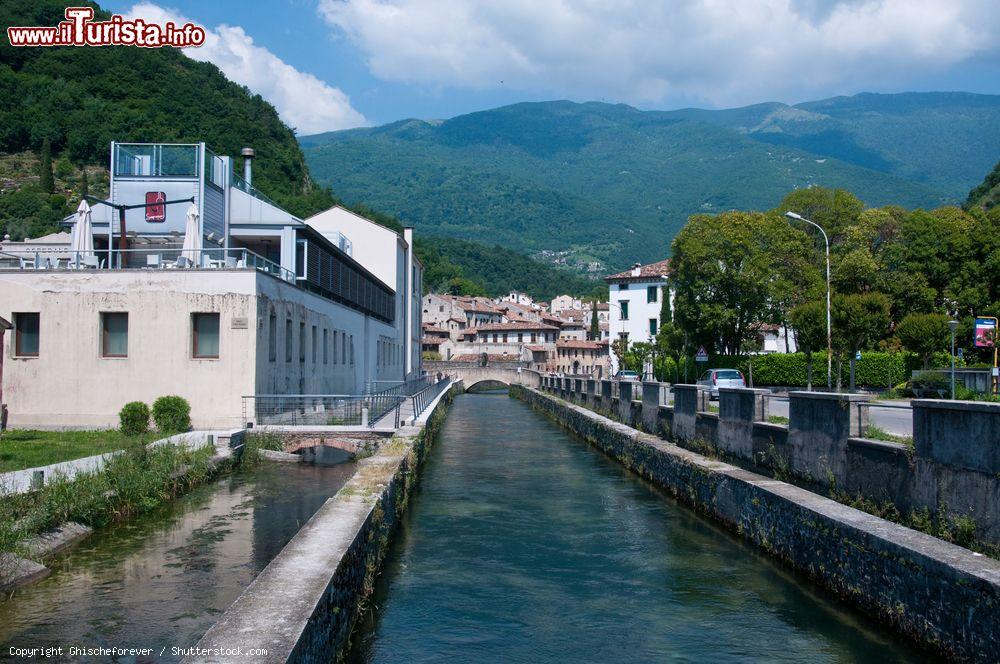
<box><xmin>605</xmin><ymin>260</ymin><xmax>672</xmax><ymax>375</ymax></box>
<box><xmin>0</xmin><ymin>142</ymin><xmax>422</xmax><ymax>429</ymax></box>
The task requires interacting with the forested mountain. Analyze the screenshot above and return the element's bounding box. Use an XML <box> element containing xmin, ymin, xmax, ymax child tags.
<box><xmin>302</xmin><ymin>93</ymin><xmax>1000</xmax><ymax>270</ymax></box>
<box><xmin>0</xmin><ymin>0</ymin><xmax>597</xmax><ymax>297</ymax></box>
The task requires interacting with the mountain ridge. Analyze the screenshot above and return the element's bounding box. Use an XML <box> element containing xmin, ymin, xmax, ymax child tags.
<box><xmin>303</xmin><ymin>92</ymin><xmax>997</xmax><ymax>270</ymax></box>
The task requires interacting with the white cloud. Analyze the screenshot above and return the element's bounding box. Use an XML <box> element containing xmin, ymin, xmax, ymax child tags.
<box><xmin>318</xmin><ymin>0</ymin><xmax>1000</xmax><ymax>107</ymax></box>
<box><xmin>126</xmin><ymin>3</ymin><xmax>367</xmax><ymax>133</ymax></box>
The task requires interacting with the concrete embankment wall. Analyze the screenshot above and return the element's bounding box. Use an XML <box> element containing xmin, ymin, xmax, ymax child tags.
<box><xmin>187</xmin><ymin>382</ymin><xmax>460</xmax><ymax>664</ymax></box>
<box><xmin>513</xmin><ymin>384</ymin><xmax>1000</xmax><ymax>662</ymax></box>
<box><xmin>547</xmin><ymin>376</ymin><xmax>1000</xmax><ymax>546</ymax></box>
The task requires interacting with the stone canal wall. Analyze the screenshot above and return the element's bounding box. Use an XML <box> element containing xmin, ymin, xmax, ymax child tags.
<box><xmin>513</xmin><ymin>384</ymin><xmax>1000</xmax><ymax>662</ymax></box>
<box><xmin>543</xmin><ymin>376</ymin><xmax>1000</xmax><ymax>547</ymax></box>
<box><xmin>187</xmin><ymin>382</ymin><xmax>460</xmax><ymax>664</ymax></box>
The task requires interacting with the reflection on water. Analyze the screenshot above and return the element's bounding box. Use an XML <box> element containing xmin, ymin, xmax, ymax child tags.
<box><xmin>0</xmin><ymin>461</ymin><xmax>355</xmax><ymax>662</ymax></box>
<box><xmin>349</xmin><ymin>393</ymin><xmax>929</xmax><ymax>664</ymax></box>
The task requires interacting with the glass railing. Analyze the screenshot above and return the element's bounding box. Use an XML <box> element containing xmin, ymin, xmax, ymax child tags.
<box><xmin>114</xmin><ymin>143</ymin><xmax>200</xmax><ymax>177</ymax></box>
<box><xmin>203</xmin><ymin>148</ymin><xmax>226</xmax><ymax>188</ymax></box>
<box><xmin>0</xmin><ymin>247</ymin><xmax>295</xmax><ymax>282</ymax></box>
<box><xmin>230</xmin><ymin>171</ymin><xmax>280</xmax><ymax>208</ymax></box>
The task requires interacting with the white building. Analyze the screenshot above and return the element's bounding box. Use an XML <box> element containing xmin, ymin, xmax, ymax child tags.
<box><xmin>604</xmin><ymin>259</ymin><xmax>671</xmax><ymax>374</ymax></box>
<box><xmin>0</xmin><ymin>142</ymin><xmax>422</xmax><ymax>429</ymax></box>
<box><xmin>550</xmin><ymin>294</ymin><xmax>582</xmax><ymax>314</ymax></box>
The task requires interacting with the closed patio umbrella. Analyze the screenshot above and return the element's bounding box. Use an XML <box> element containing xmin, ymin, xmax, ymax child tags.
<box><xmin>180</xmin><ymin>204</ymin><xmax>202</xmax><ymax>266</ymax></box>
<box><xmin>71</xmin><ymin>199</ymin><xmax>95</xmax><ymax>263</ymax></box>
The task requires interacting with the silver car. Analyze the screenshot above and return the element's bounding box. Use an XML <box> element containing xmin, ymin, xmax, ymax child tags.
<box><xmin>697</xmin><ymin>369</ymin><xmax>746</xmax><ymax>398</ymax></box>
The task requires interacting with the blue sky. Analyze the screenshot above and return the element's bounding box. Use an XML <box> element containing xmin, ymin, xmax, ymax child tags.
<box><xmin>114</xmin><ymin>1</ymin><xmax>1000</xmax><ymax>134</ymax></box>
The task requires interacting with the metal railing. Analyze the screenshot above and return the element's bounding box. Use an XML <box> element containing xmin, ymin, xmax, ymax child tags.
<box><xmin>365</xmin><ymin>377</ymin><xmax>432</xmax><ymax>397</ymax></box>
<box><xmin>0</xmin><ymin>247</ymin><xmax>294</xmax><ymax>281</ymax></box>
<box><xmin>243</xmin><ymin>393</ymin><xmax>407</xmax><ymax>428</ymax></box>
<box><xmin>410</xmin><ymin>378</ymin><xmax>450</xmax><ymax>420</ymax></box>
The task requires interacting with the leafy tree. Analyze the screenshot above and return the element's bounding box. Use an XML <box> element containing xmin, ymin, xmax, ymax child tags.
<box><xmin>832</xmin><ymin>292</ymin><xmax>891</xmax><ymax>392</ymax></box>
<box><xmin>896</xmin><ymin>313</ymin><xmax>952</xmax><ymax>369</ymax></box>
<box><xmin>38</xmin><ymin>137</ymin><xmax>54</xmax><ymax>194</ymax></box>
<box><xmin>789</xmin><ymin>300</ymin><xmax>828</xmax><ymax>390</ymax></box>
<box><xmin>670</xmin><ymin>211</ymin><xmax>818</xmax><ymax>356</ymax></box>
<box><xmin>776</xmin><ymin>187</ymin><xmax>864</xmax><ymax>245</ymax></box>
<box><xmin>610</xmin><ymin>336</ymin><xmax>629</xmax><ymax>375</ymax></box>
<box><xmin>589</xmin><ymin>306</ymin><xmax>599</xmax><ymax>341</ymax></box>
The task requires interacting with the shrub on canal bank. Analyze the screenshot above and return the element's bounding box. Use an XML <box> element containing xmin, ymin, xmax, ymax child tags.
<box><xmin>0</xmin><ymin>442</ymin><xmax>214</xmax><ymax>558</ymax></box>
<box><xmin>119</xmin><ymin>401</ymin><xmax>151</xmax><ymax>437</ymax></box>
<box><xmin>152</xmin><ymin>396</ymin><xmax>191</xmax><ymax>433</ymax></box>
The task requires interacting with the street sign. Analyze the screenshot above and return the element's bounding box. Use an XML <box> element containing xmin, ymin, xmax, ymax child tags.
<box><xmin>855</xmin><ymin>350</ymin><xmax>862</xmax><ymax>361</ymax></box>
<box><xmin>974</xmin><ymin>317</ymin><xmax>997</xmax><ymax>347</ymax></box>
<box><xmin>958</xmin><ymin>347</ymin><xmax>964</xmax><ymax>359</ymax></box>
<box><xmin>695</xmin><ymin>347</ymin><xmax>708</xmax><ymax>363</ymax></box>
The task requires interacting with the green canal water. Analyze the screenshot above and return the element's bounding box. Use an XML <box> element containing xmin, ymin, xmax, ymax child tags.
<box><xmin>0</xmin><ymin>460</ymin><xmax>355</xmax><ymax>662</ymax></box>
<box><xmin>348</xmin><ymin>391</ymin><xmax>929</xmax><ymax>663</ymax></box>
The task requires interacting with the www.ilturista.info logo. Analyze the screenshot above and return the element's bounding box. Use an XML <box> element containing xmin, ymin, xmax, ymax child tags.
<box><xmin>6</xmin><ymin>7</ymin><xmax>206</xmax><ymax>48</ymax></box>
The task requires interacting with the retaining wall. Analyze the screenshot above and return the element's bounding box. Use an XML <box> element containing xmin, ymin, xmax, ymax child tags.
<box><xmin>187</xmin><ymin>382</ymin><xmax>459</xmax><ymax>663</ymax></box>
<box><xmin>516</xmin><ymin>384</ymin><xmax>1000</xmax><ymax>661</ymax></box>
<box><xmin>540</xmin><ymin>376</ymin><xmax>1000</xmax><ymax>545</ymax></box>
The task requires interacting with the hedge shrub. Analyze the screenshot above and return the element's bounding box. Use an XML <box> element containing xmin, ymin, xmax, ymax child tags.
<box><xmin>118</xmin><ymin>401</ymin><xmax>150</xmax><ymax>437</ymax></box>
<box><xmin>691</xmin><ymin>351</ymin><xmax>965</xmax><ymax>388</ymax></box>
<box><xmin>152</xmin><ymin>396</ymin><xmax>191</xmax><ymax>433</ymax></box>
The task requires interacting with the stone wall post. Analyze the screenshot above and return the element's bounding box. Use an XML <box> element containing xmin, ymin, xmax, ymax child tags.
<box><xmin>718</xmin><ymin>387</ymin><xmax>768</xmax><ymax>458</ymax></box>
<box><xmin>617</xmin><ymin>380</ymin><xmax>635</xmax><ymax>422</ymax></box>
<box><xmin>641</xmin><ymin>381</ymin><xmax>666</xmax><ymax>434</ymax></box>
<box><xmin>672</xmin><ymin>384</ymin><xmax>708</xmax><ymax>441</ymax></box>
<box><xmin>788</xmin><ymin>391</ymin><xmax>869</xmax><ymax>486</ymax></box>
<box><xmin>913</xmin><ymin>400</ymin><xmax>1000</xmax><ymax>474</ymax></box>
<box><xmin>586</xmin><ymin>379</ymin><xmax>597</xmax><ymax>406</ymax></box>
<box><xmin>600</xmin><ymin>380</ymin><xmax>613</xmax><ymax>413</ymax></box>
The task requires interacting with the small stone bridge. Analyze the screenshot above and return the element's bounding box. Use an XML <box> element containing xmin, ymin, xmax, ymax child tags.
<box><xmin>424</xmin><ymin>361</ymin><xmax>542</xmax><ymax>390</ymax></box>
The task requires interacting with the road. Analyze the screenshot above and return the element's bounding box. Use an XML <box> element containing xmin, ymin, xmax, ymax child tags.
<box><xmin>766</xmin><ymin>397</ymin><xmax>912</xmax><ymax>437</ymax></box>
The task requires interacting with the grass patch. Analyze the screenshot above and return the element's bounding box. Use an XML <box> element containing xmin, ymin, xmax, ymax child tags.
<box><xmin>0</xmin><ymin>442</ymin><xmax>215</xmax><ymax>558</ymax></box>
<box><xmin>767</xmin><ymin>415</ymin><xmax>790</xmax><ymax>425</ymax></box>
<box><xmin>241</xmin><ymin>431</ymin><xmax>286</xmax><ymax>466</ymax></box>
<box><xmin>865</xmin><ymin>424</ymin><xmax>914</xmax><ymax>447</ymax></box>
<box><xmin>0</xmin><ymin>429</ymin><xmax>155</xmax><ymax>473</ymax></box>
<box><xmin>706</xmin><ymin>404</ymin><xmax>719</xmax><ymax>413</ymax></box>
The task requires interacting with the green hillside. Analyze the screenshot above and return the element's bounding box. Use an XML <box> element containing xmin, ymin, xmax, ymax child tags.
<box><xmin>303</xmin><ymin>94</ymin><xmax>1000</xmax><ymax>270</ymax></box>
<box><xmin>966</xmin><ymin>160</ymin><xmax>1000</xmax><ymax>211</ymax></box>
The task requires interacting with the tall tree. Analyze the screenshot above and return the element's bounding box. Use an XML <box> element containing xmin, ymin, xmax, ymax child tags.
<box><xmin>789</xmin><ymin>300</ymin><xmax>827</xmax><ymax>390</ymax></box>
<box><xmin>38</xmin><ymin>137</ymin><xmax>54</xmax><ymax>194</ymax></box>
<box><xmin>896</xmin><ymin>313</ymin><xmax>951</xmax><ymax>370</ymax></box>
<box><xmin>670</xmin><ymin>211</ymin><xmax>818</xmax><ymax>356</ymax></box>
<box><xmin>832</xmin><ymin>292</ymin><xmax>891</xmax><ymax>392</ymax></box>
<box><xmin>589</xmin><ymin>305</ymin><xmax>599</xmax><ymax>341</ymax></box>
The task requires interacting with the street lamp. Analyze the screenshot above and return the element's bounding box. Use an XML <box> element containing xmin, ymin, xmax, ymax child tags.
<box><xmin>949</xmin><ymin>319</ymin><xmax>959</xmax><ymax>399</ymax></box>
<box><xmin>785</xmin><ymin>211</ymin><xmax>832</xmax><ymax>390</ymax></box>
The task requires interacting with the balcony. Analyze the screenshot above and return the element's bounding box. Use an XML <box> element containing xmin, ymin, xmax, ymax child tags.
<box><xmin>0</xmin><ymin>246</ymin><xmax>294</xmax><ymax>282</ymax></box>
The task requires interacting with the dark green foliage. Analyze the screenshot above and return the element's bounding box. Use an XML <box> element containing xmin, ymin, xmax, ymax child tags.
<box><xmin>966</xmin><ymin>160</ymin><xmax>1000</xmax><ymax>211</ymax></box>
<box><xmin>37</xmin><ymin>137</ymin><xmax>53</xmax><ymax>193</ymax></box>
<box><xmin>590</xmin><ymin>306</ymin><xmax>600</xmax><ymax>340</ymax></box>
<box><xmin>896</xmin><ymin>313</ymin><xmax>952</xmax><ymax>369</ymax></box>
<box><xmin>118</xmin><ymin>401</ymin><xmax>150</xmax><ymax>437</ymax></box>
<box><xmin>303</xmin><ymin>94</ymin><xmax>999</xmax><ymax>269</ymax></box>
<box><xmin>151</xmin><ymin>396</ymin><xmax>191</xmax><ymax>433</ymax></box>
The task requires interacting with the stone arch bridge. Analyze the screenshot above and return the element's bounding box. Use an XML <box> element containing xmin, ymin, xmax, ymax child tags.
<box><xmin>425</xmin><ymin>361</ymin><xmax>542</xmax><ymax>390</ymax></box>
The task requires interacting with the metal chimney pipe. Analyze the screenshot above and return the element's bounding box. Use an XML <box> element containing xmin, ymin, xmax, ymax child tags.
<box><xmin>240</xmin><ymin>147</ymin><xmax>255</xmax><ymax>185</ymax></box>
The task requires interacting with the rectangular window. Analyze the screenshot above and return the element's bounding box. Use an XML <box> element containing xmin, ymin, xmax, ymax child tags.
<box><xmin>647</xmin><ymin>286</ymin><xmax>658</xmax><ymax>303</ymax></box>
<box><xmin>323</xmin><ymin>328</ymin><xmax>329</xmax><ymax>364</ymax></box>
<box><xmin>312</xmin><ymin>325</ymin><xmax>318</xmax><ymax>363</ymax></box>
<box><xmin>649</xmin><ymin>318</ymin><xmax>658</xmax><ymax>336</ymax></box>
<box><xmin>619</xmin><ymin>301</ymin><xmax>629</xmax><ymax>320</ymax></box>
<box><xmin>268</xmin><ymin>313</ymin><xmax>277</xmax><ymax>362</ymax></box>
<box><xmin>299</xmin><ymin>322</ymin><xmax>306</xmax><ymax>362</ymax></box>
<box><xmin>285</xmin><ymin>319</ymin><xmax>293</xmax><ymax>362</ymax></box>
<box><xmin>350</xmin><ymin>336</ymin><xmax>355</xmax><ymax>365</ymax></box>
<box><xmin>101</xmin><ymin>312</ymin><xmax>128</xmax><ymax>358</ymax></box>
<box><xmin>192</xmin><ymin>313</ymin><xmax>220</xmax><ymax>358</ymax></box>
<box><xmin>342</xmin><ymin>333</ymin><xmax>347</xmax><ymax>364</ymax></box>
<box><xmin>14</xmin><ymin>312</ymin><xmax>39</xmax><ymax>357</ymax></box>
<box><xmin>618</xmin><ymin>283</ymin><xmax>628</xmax><ymax>290</ymax></box>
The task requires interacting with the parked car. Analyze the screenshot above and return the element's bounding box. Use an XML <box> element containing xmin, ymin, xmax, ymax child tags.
<box><xmin>697</xmin><ymin>369</ymin><xmax>746</xmax><ymax>398</ymax></box>
<box><xmin>615</xmin><ymin>370</ymin><xmax>640</xmax><ymax>381</ymax></box>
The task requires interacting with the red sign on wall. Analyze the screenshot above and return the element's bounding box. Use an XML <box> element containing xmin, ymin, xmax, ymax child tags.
<box><xmin>145</xmin><ymin>191</ymin><xmax>166</xmax><ymax>222</ymax></box>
